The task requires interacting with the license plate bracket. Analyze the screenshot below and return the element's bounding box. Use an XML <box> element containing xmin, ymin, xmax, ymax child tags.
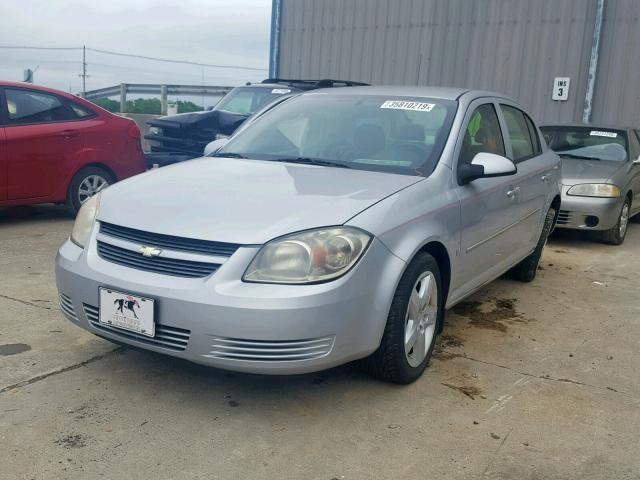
<box><xmin>98</xmin><ymin>288</ymin><xmax>155</xmax><ymax>337</ymax></box>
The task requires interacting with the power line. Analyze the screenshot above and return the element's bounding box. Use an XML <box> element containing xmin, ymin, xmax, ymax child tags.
<box><xmin>0</xmin><ymin>45</ymin><xmax>82</xmax><ymax>51</ymax></box>
<box><xmin>0</xmin><ymin>44</ymin><xmax>268</xmax><ymax>72</ymax></box>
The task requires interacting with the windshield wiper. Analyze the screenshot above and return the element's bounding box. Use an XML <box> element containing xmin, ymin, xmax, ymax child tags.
<box><xmin>266</xmin><ymin>157</ymin><xmax>353</xmax><ymax>169</ymax></box>
<box><xmin>558</xmin><ymin>153</ymin><xmax>600</xmax><ymax>161</ymax></box>
<box><xmin>209</xmin><ymin>152</ymin><xmax>247</xmax><ymax>159</ymax></box>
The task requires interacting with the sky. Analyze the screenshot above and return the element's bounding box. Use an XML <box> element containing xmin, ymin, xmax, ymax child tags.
<box><xmin>0</xmin><ymin>0</ymin><xmax>272</xmax><ymax>105</ymax></box>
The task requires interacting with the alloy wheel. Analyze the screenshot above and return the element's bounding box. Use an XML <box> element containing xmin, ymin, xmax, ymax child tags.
<box><xmin>404</xmin><ymin>271</ymin><xmax>438</xmax><ymax>367</ymax></box>
<box><xmin>78</xmin><ymin>175</ymin><xmax>109</xmax><ymax>204</ymax></box>
<box><xmin>619</xmin><ymin>202</ymin><xmax>630</xmax><ymax>238</ymax></box>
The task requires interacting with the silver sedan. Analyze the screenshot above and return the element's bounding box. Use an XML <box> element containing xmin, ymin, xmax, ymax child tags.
<box><xmin>541</xmin><ymin>124</ymin><xmax>640</xmax><ymax>244</ymax></box>
<box><xmin>56</xmin><ymin>87</ymin><xmax>560</xmax><ymax>383</ymax></box>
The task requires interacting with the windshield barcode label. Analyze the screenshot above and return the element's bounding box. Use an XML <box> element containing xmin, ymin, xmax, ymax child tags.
<box><xmin>380</xmin><ymin>100</ymin><xmax>435</xmax><ymax>112</ymax></box>
<box><xmin>590</xmin><ymin>131</ymin><xmax>617</xmax><ymax>138</ymax></box>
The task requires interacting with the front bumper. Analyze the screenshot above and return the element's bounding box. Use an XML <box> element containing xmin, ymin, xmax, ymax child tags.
<box><xmin>55</xmin><ymin>233</ymin><xmax>405</xmax><ymax>375</ymax></box>
<box><xmin>556</xmin><ymin>186</ymin><xmax>623</xmax><ymax>231</ymax></box>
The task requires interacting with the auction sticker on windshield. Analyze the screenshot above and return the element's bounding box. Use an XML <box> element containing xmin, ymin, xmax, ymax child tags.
<box><xmin>99</xmin><ymin>288</ymin><xmax>155</xmax><ymax>337</ymax></box>
<box><xmin>590</xmin><ymin>131</ymin><xmax>618</xmax><ymax>138</ymax></box>
<box><xmin>380</xmin><ymin>100</ymin><xmax>435</xmax><ymax>112</ymax></box>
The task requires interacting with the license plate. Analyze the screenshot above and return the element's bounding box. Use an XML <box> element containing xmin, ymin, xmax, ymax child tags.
<box><xmin>98</xmin><ymin>288</ymin><xmax>155</xmax><ymax>337</ymax></box>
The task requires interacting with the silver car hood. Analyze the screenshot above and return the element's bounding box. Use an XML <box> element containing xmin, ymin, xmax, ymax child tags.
<box><xmin>561</xmin><ymin>158</ymin><xmax>626</xmax><ymax>186</ymax></box>
<box><xmin>97</xmin><ymin>157</ymin><xmax>421</xmax><ymax>244</ymax></box>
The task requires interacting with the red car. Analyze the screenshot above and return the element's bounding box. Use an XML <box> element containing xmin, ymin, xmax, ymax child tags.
<box><xmin>0</xmin><ymin>81</ymin><xmax>145</xmax><ymax>214</ymax></box>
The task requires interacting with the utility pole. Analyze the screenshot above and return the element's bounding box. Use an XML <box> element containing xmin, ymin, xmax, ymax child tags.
<box><xmin>79</xmin><ymin>45</ymin><xmax>88</xmax><ymax>97</ymax></box>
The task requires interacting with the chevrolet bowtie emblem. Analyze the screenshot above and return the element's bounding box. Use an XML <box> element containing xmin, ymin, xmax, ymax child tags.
<box><xmin>138</xmin><ymin>246</ymin><xmax>162</xmax><ymax>257</ymax></box>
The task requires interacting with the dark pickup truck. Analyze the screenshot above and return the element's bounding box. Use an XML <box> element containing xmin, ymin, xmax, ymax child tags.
<box><xmin>144</xmin><ymin>78</ymin><xmax>367</xmax><ymax>167</ymax></box>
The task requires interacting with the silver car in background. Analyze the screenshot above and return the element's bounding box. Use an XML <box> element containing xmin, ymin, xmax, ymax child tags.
<box><xmin>541</xmin><ymin>124</ymin><xmax>640</xmax><ymax>245</ymax></box>
<box><xmin>56</xmin><ymin>87</ymin><xmax>560</xmax><ymax>384</ymax></box>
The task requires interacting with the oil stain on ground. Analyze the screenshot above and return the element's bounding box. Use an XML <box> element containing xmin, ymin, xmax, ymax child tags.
<box><xmin>0</xmin><ymin>343</ymin><xmax>31</xmax><ymax>356</ymax></box>
<box><xmin>55</xmin><ymin>434</ymin><xmax>87</xmax><ymax>449</ymax></box>
<box><xmin>452</xmin><ymin>298</ymin><xmax>527</xmax><ymax>332</ymax></box>
<box><xmin>433</xmin><ymin>334</ymin><xmax>464</xmax><ymax>360</ymax></box>
<box><xmin>441</xmin><ymin>382</ymin><xmax>482</xmax><ymax>400</ymax></box>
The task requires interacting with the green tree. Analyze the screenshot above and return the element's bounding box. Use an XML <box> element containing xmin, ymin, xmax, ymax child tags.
<box><xmin>90</xmin><ymin>98</ymin><xmax>204</xmax><ymax>115</ymax></box>
<box><xmin>176</xmin><ymin>100</ymin><xmax>204</xmax><ymax>113</ymax></box>
<box><xmin>91</xmin><ymin>98</ymin><xmax>119</xmax><ymax>113</ymax></box>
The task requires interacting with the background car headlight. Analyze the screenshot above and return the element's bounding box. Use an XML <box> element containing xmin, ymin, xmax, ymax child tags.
<box><xmin>243</xmin><ymin>227</ymin><xmax>372</xmax><ymax>284</ymax></box>
<box><xmin>567</xmin><ymin>184</ymin><xmax>621</xmax><ymax>198</ymax></box>
<box><xmin>70</xmin><ymin>193</ymin><xmax>101</xmax><ymax>248</ymax></box>
<box><xmin>148</xmin><ymin>126</ymin><xmax>162</xmax><ymax>136</ymax></box>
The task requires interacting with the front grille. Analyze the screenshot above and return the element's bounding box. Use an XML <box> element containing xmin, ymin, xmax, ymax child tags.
<box><xmin>100</xmin><ymin>222</ymin><xmax>240</xmax><ymax>257</ymax></box>
<box><xmin>206</xmin><ymin>336</ymin><xmax>335</xmax><ymax>362</ymax></box>
<box><xmin>59</xmin><ymin>293</ymin><xmax>78</xmax><ymax>321</ymax></box>
<box><xmin>83</xmin><ymin>304</ymin><xmax>190</xmax><ymax>351</ymax></box>
<box><xmin>556</xmin><ymin>210</ymin><xmax>572</xmax><ymax>225</ymax></box>
<box><xmin>97</xmin><ymin>241</ymin><xmax>220</xmax><ymax>278</ymax></box>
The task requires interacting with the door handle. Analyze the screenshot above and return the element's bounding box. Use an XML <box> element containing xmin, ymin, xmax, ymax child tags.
<box><xmin>60</xmin><ymin>129</ymin><xmax>79</xmax><ymax>139</ymax></box>
<box><xmin>506</xmin><ymin>187</ymin><xmax>520</xmax><ymax>198</ymax></box>
<box><xmin>541</xmin><ymin>174</ymin><xmax>550</xmax><ymax>182</ymax></box>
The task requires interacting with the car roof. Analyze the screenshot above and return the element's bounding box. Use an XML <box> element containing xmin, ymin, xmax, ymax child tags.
<box><xmin>540</xmin><ymin>122</ymin><xmax>635</xmax><ymax>131</ymax></box>
<box><xmin>304</xmin><ymin>85</ymin><xmax>515</xmax><ymax>102</ymax></box>
<box><xmin>0</xmin><ymin>80</ymin><xmax>67</xmax><ymax>94</ymax></box>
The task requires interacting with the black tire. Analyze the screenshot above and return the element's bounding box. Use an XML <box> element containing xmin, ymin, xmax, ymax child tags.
<box><xmin>601</xmin><ymin>198</ymin><xmax>631</xmax><ymax>245</ymax></box>
<box><xmin>359</xmin><ymin>252</ymin><xmax>443</xmax><ymax>384</ymax></box>
<box><xmin>65</xmin><ymin>166</ymin><xmax>114</xmax><ymax>215</ymax></box>
<box><xmin>509</xmin><ymin>207</ymin><xmax>556</xmax><ymax>282</ymax></box>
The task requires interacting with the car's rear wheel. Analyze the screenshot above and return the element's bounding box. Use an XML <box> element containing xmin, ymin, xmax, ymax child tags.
<box><xmin>66</xmin><ymin>166</ymin><xmax>114</xmax><ymax>215</ymax></box>
<box><xmin>359</xmin><ymin>252</ymin><xmax>442</xmax><ymax>384</ymax></box>
<box><xmin>601</xmin><ymin>198</ymin><xmax>630</xmax><ymax>245</ymax></box>
<box><xmin>509</xmin><ymin>207</ymin><xmax>556</xmax><ymax>282</ymax></box>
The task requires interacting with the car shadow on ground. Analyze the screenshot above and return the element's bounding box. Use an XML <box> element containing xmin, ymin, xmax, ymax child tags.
<box><xmin>0</xmin><ymin>204</ymin><xmax>72</xmax><ymax>225</ymax></box>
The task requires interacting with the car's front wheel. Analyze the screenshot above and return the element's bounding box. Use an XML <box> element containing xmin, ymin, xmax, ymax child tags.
<box><xmin>360</xmin><ymin>252</ymin><xmax>442</xmax><ymax>384</ymax></box>
<box><xmin>66</xmin><ymin>166</ymin><xmax>114</xmax><ymax>215</ymax></box>
<box><xmin>601</xmin><ymin>198</ymin><xmax>631</xmax><ymax>245</ymax></box>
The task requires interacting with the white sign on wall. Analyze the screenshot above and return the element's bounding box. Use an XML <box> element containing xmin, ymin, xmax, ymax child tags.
<box><xmin>552</xmin><ymin>77</ymin><xmax>570</xmax><ymax>101</ymax></box>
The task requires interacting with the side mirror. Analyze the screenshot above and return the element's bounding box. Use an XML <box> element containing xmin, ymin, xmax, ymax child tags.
<box><xmin>204</xmin><ymin>138</ymin><xmax>229</xmax><ymax>156</ymax></box>
<box><xmin>459</xmin><ymin>152</ymin><xmax>517</xmax><ymax>184</ymax></box>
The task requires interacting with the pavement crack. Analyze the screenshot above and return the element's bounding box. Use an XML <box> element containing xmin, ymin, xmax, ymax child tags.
<box><xmin>0</xmin><ymin>293</ymin><xmax>52</xmax><ymax>310</ymax></box>
<box><xmin>442</xmin><ymin>350</ymin><xmax>634</xmax><ymax>399</ymax></box>
<box><xmin>0</xmin><ymin>347</ymin><xmax>125</xmax><ymax>394</ymax></box>
<box><xmin>482</xmin><ymin>428</ymin><xmax>513</xmax><ymax>477</ymax></box>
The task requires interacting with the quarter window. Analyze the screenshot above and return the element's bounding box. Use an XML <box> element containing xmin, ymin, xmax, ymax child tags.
<box><xmin>5</xmin><ymin>88</ymin><xmax>76</xmax><ymax>125</ymax></box>
<box><xmin>459</xmin><ymin>103</ymin><xmax>505</xmax><ymax>165</ymax></box>
<box><xmin>500</xmin><ymin>105</ymin><xmax>539</xmax><ymax>162</ymax></box>
<box><xmin>69</xmin><ymin>102</ymin><xmax>95</xmax><ymax>119</ymax></box>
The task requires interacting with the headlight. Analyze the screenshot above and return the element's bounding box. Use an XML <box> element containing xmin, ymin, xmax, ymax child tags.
<box><xmin>243</xmin><ymin>227</ymin><xmax>372</xmax><ymax>284</ymax></box>
<box><xmin>70</xmin><ymin>192</ymin><xmax>101</xmax><ymax>248</ymax></box>
<box><xmin>567</xmin><ymin>184</ymin><xmax>621</xmax><ymax>198</ymax></box>
<box><xmin>148</xmin><ymin>127</ymin><xmax>162</xmax><ymax>136</ymax></box>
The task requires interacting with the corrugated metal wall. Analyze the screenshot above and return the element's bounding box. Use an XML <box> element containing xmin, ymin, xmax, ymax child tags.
<box><xmin>590</xmin><ymin>0</ymin><xmax>640</xmax><ymax>125</ymax></box>
<box><xmin>277</xmin><ymin>0</ymin><xmax>640</xmax><ymax>125</ymax></box>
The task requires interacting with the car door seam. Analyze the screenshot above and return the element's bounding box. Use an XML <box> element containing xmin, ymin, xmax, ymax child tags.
<box><xmin>466</xmin><ymin>208</ymin><xmax>540</xmax><ymax>253</ymax></box>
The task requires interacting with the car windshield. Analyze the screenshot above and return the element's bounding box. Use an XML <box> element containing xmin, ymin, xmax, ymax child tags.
<box><xmin>540</xmin><ymin>126</ymin><xmax>628</xmax><ymax>162</ymax></box>
<box><xmin>216</xmin><ymin>93</ymin><xmax>457</xmax><ymax>176</ymax></box>
<box><xmin>214</xmin><ymin>86</ymin><xmax>293</xmax><ymax>115</ymax></box>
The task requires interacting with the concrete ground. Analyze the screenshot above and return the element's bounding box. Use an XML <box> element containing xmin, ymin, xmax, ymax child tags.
<box><xmin>1</xmin><ymin>204</ymin><xmax>639</xmax><ymax>480</ymax></box>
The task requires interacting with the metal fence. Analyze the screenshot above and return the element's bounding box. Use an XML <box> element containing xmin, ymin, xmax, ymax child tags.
<box><xmin>83</xmin><ymin>83</ymin><xmax>234</xmax><ymax>115</ymax></box>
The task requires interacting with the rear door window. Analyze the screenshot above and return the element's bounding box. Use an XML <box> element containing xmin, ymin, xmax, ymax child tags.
<box><xmin>500</xmin><ymin>105</ymin><xmax>537</xmax><ymax>162</ymax></box>
<box><xmin>459</xmin><ymin>103</ymin><xmax>505</xmax><ymax>165</ymax></box>
<box><xmin>69</xmin><ymin>102</ymin><xmax>96</xmax><ymax>119</ymax></box>
<box><xmin>5</xmin><ymin>88</ymin><xmax>76</xmax><ymax>125</ymax></box>
<box><xmin>629</xmin><ymin>130</ymin><xmax>640</xmax><ymax>159</ymax></box>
